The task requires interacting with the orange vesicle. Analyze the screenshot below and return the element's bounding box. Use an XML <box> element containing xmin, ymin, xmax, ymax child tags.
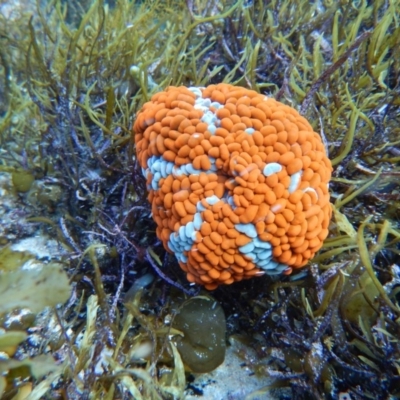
<box><xmin>134</xmin><ymin>83</ymin><xmax>332</xmax><ymax>289</ymax></box>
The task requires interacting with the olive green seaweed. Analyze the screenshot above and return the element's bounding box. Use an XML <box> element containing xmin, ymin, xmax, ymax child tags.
<box><xmin>0</xmin><ymin>0</ymin><xmax>400</xmax><ymax>398</ymax></box>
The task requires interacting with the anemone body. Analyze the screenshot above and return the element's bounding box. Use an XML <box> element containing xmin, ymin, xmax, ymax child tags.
<box><xmin>134</xmin><ymin>84</ymin><xmax>332</xmax><ymax>289</ymax></box>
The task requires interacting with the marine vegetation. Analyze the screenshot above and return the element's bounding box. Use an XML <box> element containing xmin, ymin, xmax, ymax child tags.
<box><xmin>0</xmin><ymin>0</ymin><xmax>399</xmax><ymax>399</ymax></box>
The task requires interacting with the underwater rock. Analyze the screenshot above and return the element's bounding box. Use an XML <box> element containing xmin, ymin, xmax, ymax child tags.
<box><xmin>172</xmin><ymin>296</ymin><xmax>226</xmax><ymax>373</ymax></box>
<box><xmin>134</xmin><ymin>83</ymin><xmax>332</xmax><ymax>289</ymax></box>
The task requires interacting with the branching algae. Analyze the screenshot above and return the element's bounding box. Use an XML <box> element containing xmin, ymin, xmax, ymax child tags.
<box><xmin>0</xmin><ymin>0</ymin><xmax>399</xmax><ymax>399</ymax></box>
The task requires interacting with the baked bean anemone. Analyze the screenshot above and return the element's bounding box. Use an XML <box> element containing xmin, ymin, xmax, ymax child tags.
<box><xmin>134</xmin><ymin>83</ymin><xmax>332</xmax><ymax>290</ymax></box>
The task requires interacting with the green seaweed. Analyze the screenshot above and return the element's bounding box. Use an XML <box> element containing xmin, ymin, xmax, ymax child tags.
<box><xmin>172</xmin><ymin>296</ymin><xmax>226</xmax><ymax>373</ymax></box>
<box><xmin>0</xmin><ymin>0</ymin><xmax>399</xmax><ymax>398</ymax></box>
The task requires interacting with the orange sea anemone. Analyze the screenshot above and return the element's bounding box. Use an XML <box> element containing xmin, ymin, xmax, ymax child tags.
<box><xmin>134</xmin><ymin>83</ymin><xmax>332</xmax><ymax>290</ymax></box>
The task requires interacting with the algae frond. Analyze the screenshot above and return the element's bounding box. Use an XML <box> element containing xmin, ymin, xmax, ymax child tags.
<box><xmin>0</xmin><ymin>0</ymin><xmax>399</xmax><ymax>398</ymax></box>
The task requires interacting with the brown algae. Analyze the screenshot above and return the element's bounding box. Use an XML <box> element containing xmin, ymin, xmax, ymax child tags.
<box><xmin>0</xmin><ymin>0</ymin><xmax>399</xmax><ymax>399</ymax></box>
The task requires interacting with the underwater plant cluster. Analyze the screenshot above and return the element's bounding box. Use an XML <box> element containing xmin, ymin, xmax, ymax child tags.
<box><xmin>0</xmin><ymin>0</ymin><xmax>400</xmax><ymax>399</ymax></box>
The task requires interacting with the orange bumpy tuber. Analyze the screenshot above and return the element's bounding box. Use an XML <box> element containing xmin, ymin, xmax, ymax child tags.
<box><xmin>134</xmin><ymin>83</ymin><xmax>332</xmax><ymax>290</ymax></box>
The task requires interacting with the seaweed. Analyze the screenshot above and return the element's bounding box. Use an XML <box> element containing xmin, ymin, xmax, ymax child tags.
<box><xmin>0</xmin><ymin>0</ymin><xmax>399</xmax><ymax>398</ymax></box>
